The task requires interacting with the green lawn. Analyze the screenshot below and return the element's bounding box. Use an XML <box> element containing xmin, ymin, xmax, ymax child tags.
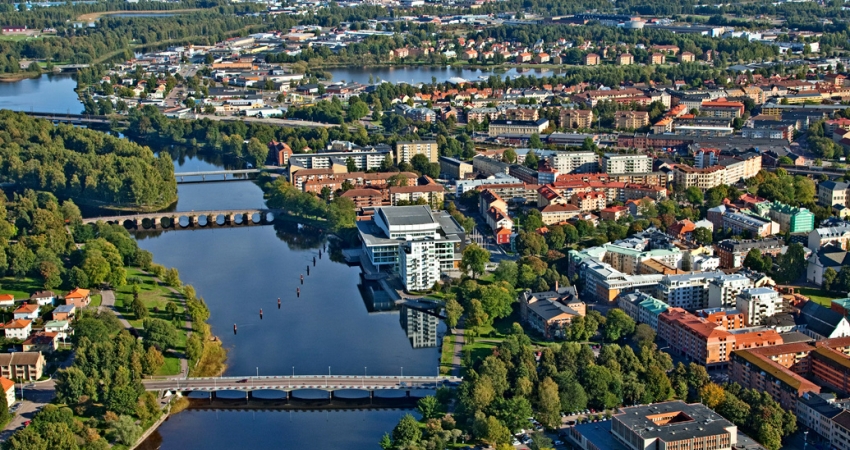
<box><xmin>0</xmin><ymin>277</ymin><xmax>44</xmax><ymax>301</ymax></box>
<box><xmin>798</xmin><ymin>287</ymin><xmax>846</xmax><ymax>307</ymax></box>
<box><xmin>88</xmin><ymin>294</ymin><xmax>102</xmax><ymax>309</ymax></box>
<box><xmin>440</xmin><ymin>335</ymin><xmax>454</xmax><ymax>375</ymax></box>
<box><xmin>116</xmin><ymin>268</ymin><xmax>187</xmax><ymax>376</ymax></box>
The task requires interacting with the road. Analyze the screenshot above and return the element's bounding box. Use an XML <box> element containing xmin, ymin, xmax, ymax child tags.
<box><xmin>192</xmin><ymin>114</ymin><xmax>338</xmax><ymax>128</ymax></box>
<box><xmin>141</xmin><ymin>375</ymin><xmax>460</xmax><ymax>392</ymax></box>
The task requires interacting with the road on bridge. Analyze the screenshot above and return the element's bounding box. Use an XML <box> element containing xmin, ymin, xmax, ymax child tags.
<box><xmin>142</xmin><ymin>375</ymin><xmax>461</xmax><ymax>392</ymax></box>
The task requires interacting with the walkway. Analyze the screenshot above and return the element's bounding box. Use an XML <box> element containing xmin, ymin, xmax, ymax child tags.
<box><xmin>99</xmin><ymin>290</ymin><xmax>131</xmax><ymax>329</ymax></box>
<box><xmin>450</xmin><ymin>318</ymin><xmax>466</xmax><ymax>377</ymax></box>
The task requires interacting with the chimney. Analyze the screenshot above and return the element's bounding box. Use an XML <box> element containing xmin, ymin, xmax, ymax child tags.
<box><xmin>555</xmin><ymin>280</ymin><xmax>559</xmax><ymax>292</ymax></box>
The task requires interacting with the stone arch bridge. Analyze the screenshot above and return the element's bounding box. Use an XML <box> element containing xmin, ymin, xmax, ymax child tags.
<box><xmin>82</xmin><ymin>209</ymin><xmax>280</xmax><ymax>231</ymax></box>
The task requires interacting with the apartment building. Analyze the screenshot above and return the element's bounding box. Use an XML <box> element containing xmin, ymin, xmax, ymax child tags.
<box><xmin>602</xmin><ymin>153</ymin><xmax>652</xmax><ymax>174</ymax></box>
<box><xmin>658</xmin><ymin>308</ymin><xmax>783</xmax><ymax>367</ymax></box>
<box><xmin>518</xmin><ymin>285</ymin><xmax>586</xmax><ymax>340</ymax></box>
<box><xmin>472</xmin><ymin>155</ymin><xmax>511</xmax><ymax>177</ymax></box>
<box><xmin>765</xmin><ymin>201</ymin><xmax>815</xmax><ymax>233</ymax></box>
<box><xmin>580</xmin><ymin>259</ymin><xmax>662</xmax><ymax>303</ymax></box>
<box><xmin>614</xmin><ymin>111</ymin><xmax>650</xmax><ymax>130</ymax></box>
<box><xmin>546</xmin><ymin>151</ymin><xmax>599</xmax><ymax>174</ymax></box>
<box><xmin>714</xmin><ymin>238</ymin><xmax>785</xmax><ymax>269</ymax></box>
<box><xmin>570</xmin><ymin>191</ymin><xmax>606</xmax><ymax>212</ymax></box>
<box><xmin>617</xmin><ymin>292</ymin><xmax>669</xmax><ymax>331</ymax></box>
<box><xmin>737</xmin><ymin>287</ymin><xmax>783</xmax><ymax>326</ymax></box>
<box><xmin>559</xmin><ymin>109</ymin><xmax>594</xmax><ymax>129</ymax></box>
<box><xmin>389</xmin><ymin>184</ymin><xmax>445</xmax><ymax>208</ymax></box>
<box><xmin>808</xmin><ymin>224</ymin><xmax>850</xmax><ymax>251</ymax></box>
<box><xmin>439</xmin><ymin>156</ymin><xmax>473</xmax><ymax>180</ymax></box>
<box><xmin>340</xmin><ymin>188</ymin><xmax>384</xmax><ymax>208</ymax></box>
<box><xmin>395</xmin><ymin>141</ymin><xmax>438</xmax><ymax>164</ymax></box>
<box><xmin>617</xmin><ymin>53</ymin><xmax>634</xmax><ymax>66</ymax></box>
<box><xmin>730</xmin><ymin>346</ymin><xmax>821</xmax><ymax>411</ymax></box>
<box><xmin>540</xmin><ymin>204</ymin><xmax>581</xmax><ymax>225</ymax></box>
<box><xmin>819</xmin><ymin>181</ymin><xmax>850</xmax><ymax>208</ymax></box>
<box><xmin>584</xmin><ymin>53</ymin><xmax>600</xmax><ymax>66</ymax></box>
<box><xmin>672</xmin><ymin>164</ymin><xmax>725</xmax><ymax>190</ymax></box>
<box><xmin>656</xmin><ymin>271</ymin><xmax>725</xmax><ymax>310</ymax></box>
<box><xmin>488</xmin><ymin>119</ymin><xmax>550</xmax><ymax>136</ymax></box>
<box><xmin>0</xmin><ymin>352</ymin><xmax>45</xmax><ymax>381</ymax></box>
<box><xmin>722</xmin><ymin>212</ymin><xmax>779</xmax><ymax>238</ymax></box>
<box><xmin>707</xmin><ymin>274</ymin><xmax>754</xmax><ymax>308</ymax></box>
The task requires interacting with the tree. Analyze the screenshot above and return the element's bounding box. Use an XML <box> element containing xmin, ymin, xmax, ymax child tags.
<box><xmin>493</xmin><ymin>260</ymin><xmax>518</xmax><ymax>287</ymax></box>
<box><xmin>700</xmin><ymin>383</ymin><xmax>725</xmax><ymax>409</ymax></box>
<box><xmin>529</xmin><ymin>432</ymin><xmax>553</xmax><ymax>450</ymax></box>
<box><xmin>693</xmin><ymin>227</ymin><xmax>713</xmax><ymax>245</ymax></box>
<box><xmin>743</xmin><ymin>248</ymin><xmax>771</xmax><ymax>273</ymax></box>
<box><xmin>4</xmin><ymin>427</ymin><xmax>46</xmax><ymax>450</ymax></box>
<box><xmin>131</xmin><ymin>296</ymin><xmax>148</xmax><ymax>320</ymax></box>
<box><xmin>39</xmin><ymin>261</ymin><xmax>62</xmax><ymax>290</ymax></box>
<box><xmin>502</xmin><ymin>148</ymin><xmax>517</xmax><ymax>163</ymax></box>
<box><xmin>685</xmin><ymin>186</ymin><xmax>704</xmax><ymax>205</ymax></box>
<box><xmin>392</xmin><ymin>414</ymin><xmax>421</xmax><ymax>447</ymax></box>
<box><xmin>559</xmin><ymin>380</ymin><xmax>588</xmax><ymax>413</ymax></box>
<box><xmin>417</xmin><ymin>395</ymin><xmax>441</xmax><ymax>420</ymax></box>
<box><xmin>537</xmin><ymin>377</ymin><xmax>562</xmax><ymax>429</ymax></box>
<box><xmin>0</xmin><ymin>378</ymin><xmax>9</xmax><ymax>424</ymax></box>
<box><xmin>516</xmin><ymin>231</ymin><xmax>548</xmax><ymax>256</ymax></box>
<box><xmin>491</xmin><ymin>397</ymin><xmax>533</xmax><ymax>433</ymax></box>
<box><xmin>164</xmin><ymin>268</ymin><xmax>181</xmax><ymax>287</ymax></box>
<box><xmin>633</xmin><ymin>324</ymin><xmax>656</xmax><ymax>347</ymax></box>
<box><xmin>528</xmin><ymin>134</ymin><xmax>543</xmax><ymax>149</ymax></box>
<box><xmin>346</xmin><ymin>157</ymin><xmax>357</xmax><ymax>173</ymax></box>
<box><xmin>525</xmin><ymin>150</ymin><xmax>540</xmax><ymax>169</ymax></box>
<box><xmin>466</xmin><ymin>299</ymin><xmax>490</xmax><ymax>328</ymax></box>
<box><xmin>445</xmin><ymin>298</ymin><xmax>463</xmax><ymax>328</ymax></box>
<box><xmin>142</xmin><ymin>318</ymin><xmax>180</xmax><ymax>351</ymax></box>
<box><xmin>460</xmin><ymin>244</ymin><xmax>490</xmax><ymax>279</ymax></box>
<box><xmin>774</xmin><ymin>243</ymin><xmax>806</xmax><ymax>283</ymax></box>
<box><xmin>824</xmin><ymin>267</ymin><xmax>838</xmax><ymax>291</ymax></box>
<box><xmin>111</xmin><ymin>415</ymin><xmax>142</xmax><ymax>446</ymax></box>
<box><xmin>603</xmin><ymin>309</ymin><xmax>635</xmax><ymax>342</ymax></box>
<box><xmin>246</xmin><ymin>138</ymin><xmax>269</xmax><ymax>167</ymax></box>
<box><xmin>328</xmin><ymin>197</ymin><xmax>356</xmax><ymax>232</ymax></box>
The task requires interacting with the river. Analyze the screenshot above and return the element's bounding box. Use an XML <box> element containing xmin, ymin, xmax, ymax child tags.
<box><xmin>0</xmin><ymin>74</ymin><xmax>83</xmax><ymax>114</ymax></box>
<box><xmin>132</xmin><ymin>156</ymin><xmax>439</xmax><ymax>448</ymax></box>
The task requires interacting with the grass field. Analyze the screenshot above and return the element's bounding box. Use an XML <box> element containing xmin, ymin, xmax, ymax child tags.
<box><xmin>0</xmin><ymin>277</ymin><xmax>44</xmax><ymax>301</ymax></box>
<box><xmin>88</xmin><ymin>294</ymin><xmax>102</xmax><ymax>309</ymax></box>
<box><xmin>116</xmin><ymin>268</ymin><xmax>187</xmax><ymax>376</ymax></box>
<box><xmin>797</xmin><ymin>287</ymin><xmax>846</xmax><ymax>307</ymax></box>
<box><xmin>440</xmin><ymin>335</ymin><xmax>454</xmax><ymax>376</ymax></box>
<box><xmin>0</xmin><ymin>34</ymin><xmax>49</xmax><ymax>42</ymax></box>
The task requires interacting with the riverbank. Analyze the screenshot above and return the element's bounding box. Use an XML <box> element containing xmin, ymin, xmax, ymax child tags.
<box><xmin>0</xmin><ymin>72</ymin><xmax>43</xmax><ymax>82</ymax></box>
<box><xmin>77</xmin><ymin>8</ymin><xmax>206</xmax><ymax>21</ymax></box>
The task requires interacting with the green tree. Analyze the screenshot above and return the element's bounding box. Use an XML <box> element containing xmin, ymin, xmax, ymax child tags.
<box><xmin>525</xmin><ymin>150</ymin><xmax>540</xmax><ymax>169</ymax></box>
<box><xmin>142</xmin><ymin>318</ymin><xmax>180</xmax><ymax>351</ymax></box>
<box><xmin>328</xmin><ymin>197</ymin><xmax>356</xmax><ymax>232</ymax></box>
<box><xmin>693</xmin><ymin>227</ymin><xmax>713</xmax><ymax>245</ymax></box>
<box><xmin>55</xmin><ymin>367</ymin><xmax>87</xmax><ymax>404</ymax></box>
<box><xmin>164</xmin><ymin>267</ymin><xmax>181</xmax><ymax>287</ymax></box>
<box><xmin>416</xmin><ymin>395</ymin><xmax>441</xmax><ymax>420</ymax></box>
<box><xmin>111</xmin><ymin>415</ymin><xmax>142</xmax><ymax>446</ymax></box>
<box><xmin>346</xmin><ymin>157</ymin><xmax>357</xmax><ymax>173</ymax></box>
<box><xmin>537</xmin><ymin>377</ymin><xmax>562</xmax><ymax>429</ymax></box>
<box><xmin>824</xmin><ymin>267</ymin><xmax>838</xmax><ymax>291</ymax></box>
<box><xmin>743</xmin><ymin>248</ymin><xmax>771</xmax><ymax>273</ymax></box>
<box><xmin>528</xmin><ymin>134</ymin><xmax>543</xmax><ymax>149</ymax></box>
<box><xmin>466</xmin><ymin>299</ymin><xmax>490</xmax><ymax>328</ymax></box>
<box><xmin>493</xmin><ymin>260</ymin><xmax>518</xmax><ymax>287</ymax></box>
<box><xmin>460</xmin><ymin>244</ymin><xmax>490</xmax><ymax>279</ymax></box>
<box><xmin>502</xmin><ymin>148</ymin><xmax>517</xmax><ymax>163</ymax></box>
<box><xmin>246</xmin><ymin>138</ymin><xmax>269</xmax><ymax>167</ymax></box>
<box><xmin>392</xmin><ymin>414</ymin><xmax>421</xmax><ymax>447</ymax></box>
<box><xmin>633</xmin><ymin>323</ymin><xmax>656</xmax><ymax>347</ymax></box>
<box><xmin>603</xmin><ymin>309</ymin><xmax>636</xmax><ymax>342</ymax></box>
<box><xmin>131</xmin><ymin>296</ymin><xmax>148</xmax><ymax>321</ymax></box>
<box><xmin>685</xmin><ymin>186</ymin><xmax>704</xmax><ymax>205</ymax></box>
<box><xmin>445</xmin><ymin>298</ymin><xmax>463</xmax><ymax>328</ymax></box>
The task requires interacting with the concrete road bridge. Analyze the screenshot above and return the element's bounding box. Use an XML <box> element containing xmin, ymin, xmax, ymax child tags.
<box><xmin>175</xmin><ymin>169</ymin><xmax>261</xmax><ymax>183</ymax></box>
<box><xmin>81</xmin><ymin>209</ymin><xmax>279</xmax><ymax>230</ymax></box>
<box><xmin>21</xmin><ymin>112</ymin><xmax>127</xmax><ymax>126</ymax></box>
<box><xmin>143</xmin><ymin>375</ymin><xmax>461</xmax><ymax>400</ymax></box>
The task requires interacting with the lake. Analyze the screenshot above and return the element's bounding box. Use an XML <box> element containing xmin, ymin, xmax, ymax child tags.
<box><xmin>0</xmin><ymin>74</ymin><xmax>83</xmax><ymax>114</ymax></box>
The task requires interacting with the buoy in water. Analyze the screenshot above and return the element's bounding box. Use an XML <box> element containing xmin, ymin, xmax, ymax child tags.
<box><xmin>233</xmin><ymin>324</ymin><xmax>237</xmax><ymax>335</ymax></box>
<box><xmin>313</xmin><ymin>256</ymin><xmax>316</xmax><ymax>266</ymax></box>
<box><xmin>278</xmin><ymin>298</ymin><xmax>281</xmax><ymax>309</ymax></box>
<box><xmin>307</xmin><ymin>266</ymin><xmax>310</xmax><ymax>276</ymax></box>
<box><xmin>260</xmin><ymin>308</ymin><xmax>263</xmax><ymax>319</ymax></box>
<box><xmin>300</xmin><ymin>274</ymin><xmax>304</xmax><ymax>284</ymax></box>
<box><xmin>297</xmin><ymin>287</ymin><xmax>300</xmax><ymax>298</ymax></box>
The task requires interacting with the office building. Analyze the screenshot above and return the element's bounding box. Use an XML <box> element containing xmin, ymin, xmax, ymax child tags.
<box><xmin>609</xmin><ymin>402</ymin><xmax>739</xmax><ymax>450</ymax></box>
<box><xmin>617</xmin><ymin>292</ymin><xmax>669</xmax><ymax>330</ymax></box>
<box><xmin>488</xmin><ymin>119</ymin><xmax>550</xmax><ymax>136</ymax></box>
<box><xmin>356</xmin><ymin>206</ymin><xmax>464</xmax><ymax>291</ymax></box>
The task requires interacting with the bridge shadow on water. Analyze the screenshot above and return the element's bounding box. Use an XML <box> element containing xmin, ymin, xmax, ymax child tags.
<box><xmin>182</xmin><ymin>389</ymin><xmax>428</xmax><ymax>411</ymax></box>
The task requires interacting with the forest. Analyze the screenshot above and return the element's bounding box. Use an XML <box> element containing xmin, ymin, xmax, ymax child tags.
<box><xmin>0</xmin><ymin>111</ymin><xmax>177</xmax><ymax>210</ymax></box>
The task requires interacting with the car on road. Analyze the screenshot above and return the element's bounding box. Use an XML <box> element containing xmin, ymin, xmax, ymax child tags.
<box><xmin>23</xmin><ymin>421</ymin><xmax>30</xmax><ymax>427</ymax></box>
<box><xmin>236</xmin><ymin>379</ymin><xmax>248</xmax><ymax>383</ymax></box>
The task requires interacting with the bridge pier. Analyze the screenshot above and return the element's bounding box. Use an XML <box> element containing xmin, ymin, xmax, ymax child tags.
<box><xmin>244</xmin><ymin>212</ymin><xmax>252</xmax><ymax>225</ymax></box>
<box><xmin>187</xmin><ymin>216</ymin><xmax>196</xmax><ymax>228</ymax></box>
<box><xmin>225</xmin><ymin>214</ymin><xmax>234</xmax><ymax>225</ymax></box>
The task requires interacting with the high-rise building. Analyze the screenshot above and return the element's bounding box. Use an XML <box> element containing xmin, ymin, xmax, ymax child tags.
<box><xmin>737</xmin><ymin>287</ymin><xmax>783</xmax><ymax>326</ymax></box>
<box><xmin>395</xmin><ymin>141</ymin><xmax>439</xmax><ymax>164</ymax></box>
<box><xmin>603</xmin><ymin>153</ymin><xmax>652</xmax><ymax>174</ymax></box>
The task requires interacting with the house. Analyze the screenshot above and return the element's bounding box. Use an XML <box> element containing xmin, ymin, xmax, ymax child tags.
<box><xmin>680</xmin><ymin>51</ymin><xmax>695</xmax><ymax>62</ymax></box>
<box><xmin>64</xmin><ymin>288</ymin><xmax>90</xmax><ymax>308</ymax></box>
<box><xmin>0</xmin><ymin>352</ymin><xmax>45</xmax><ymax>381</ymax></box>
<box><xmin>52</xmin><ymin>304</ymin><xmax>75</xmax><ymax>321</ymax></box>
<box><xmin>13</xmin><ymin>304</ymin><xmax>39</xmax><ymax>321</ymax></box>
<box><xmin>44</xmin><ymin>320</ymin><xmax>70</xmax><ymax>339</ymax></box>
<box><xmin>618</xmin><ymin>53</ymin><xmax>634</xmax><ymax>65</ymax></box>
<box><xmin>0</xmin><ymin>294</ymin><xmax>13</xmax><ymax>307</ymax></box>
<box><xmin>584</xmin><ymin>53</ymin><xmax>600</xmax><ymax>66</ymax></box>
<box><xmin>22</xmin><ymin>332</ymin><xmax>59</xmax><ymax>353</ymax></box>
<box><xmin>1</xmin><ymin>319</ymin><xmax>31</xmax><ymax>340</ymax></box>
<box><xmin>0</xmin><ymin>377</ymin><xmax>13</xmax><ymax>407</ymax></box>
<box><xmin>599</xmin><ymin>205</ymin><xmax>629</xmax><ymax>221</ymax></box>
<box><xmin>29</xmin><ymin>291</ymin><xmax>55</xmax><ymax>306</ymax></box>
<box><xmin>540</xmin><ymin>204</ymin><xmax>581</xmax><ymax>225</ymax></box>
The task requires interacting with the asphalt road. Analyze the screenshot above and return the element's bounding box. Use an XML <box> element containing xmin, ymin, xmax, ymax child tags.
<box><xmin>142</xmin><ymin>375</ymin><xmax>462</xmax><ymax>392</ymax></box>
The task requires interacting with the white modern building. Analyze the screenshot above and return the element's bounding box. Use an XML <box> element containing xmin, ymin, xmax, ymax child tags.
<box><xmin>357</xmin><ymin>206</ymin><xmax>465</xmax><ymax>291</ymax></box>
<box><xmin>603</xmin><ymin>153</ymin><xmax>652</xmax><ymax>174</ymax></box>
<box><xmin>737</xmin><ymin>287</ymin><xmax>783</xmax><ymax>326</ymax></box>
<box><xmin>547</xmin><ymin>151</ymin><xmax>599</xmax><ymax>174</ymax></box>
<box><xmin>656</xmin><ymin>271</ymin><xmax>726</xmax><ymax>310</ymax></box>
<box><xmin>707</xmin><ymin>274</ymin><xmax>754</xmax><ymax>308</ymax></box>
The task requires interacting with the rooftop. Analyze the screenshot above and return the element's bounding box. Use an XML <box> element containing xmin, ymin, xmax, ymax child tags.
<box><xmin>614</xmin><ymin>401</ymin><xmax>736</xmax><ymax>443</ymax></box>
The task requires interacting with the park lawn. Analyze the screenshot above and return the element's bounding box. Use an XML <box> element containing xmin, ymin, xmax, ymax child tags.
<box><xmin>798</xmin><ymin>287</ymin><xmax>845</xmax><ymax>307</ymax></box>
<box><xmin>440</xmin><ymin>335</ymin><xmax>454</xmax><ymax>375</ymax></box>
<box><xmin>116</xmin><ymin>267</ymin><xmax>187</xmax><ymax>376</ymax></box>
<box><xmin>0</xmin><ymin>276</ymin><xmax>43</xmax><ymax>301</ymax></box>
<box><xmin>462</xmin><ymin>341</ymin><xmax>498</xmax><ymax>375</ymax></box>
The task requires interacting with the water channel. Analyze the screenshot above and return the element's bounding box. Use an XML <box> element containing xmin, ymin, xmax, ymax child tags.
<box><xmin>1</xmin><ymin>73</ymin><xmax>455</xmax><ymax>449</ymax></box>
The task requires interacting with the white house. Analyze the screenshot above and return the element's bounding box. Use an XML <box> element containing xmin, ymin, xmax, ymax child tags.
<box><xmin>2</xmin><ymin>319</ymin><xmax>32</xmax><ymax>340</ymax></box>
<box><xmin>29</xmin><ymin>291</ymin><xmax>55</xmax><ymax>306</ymax></box>
<box><xmin>0</xmin><ymin>295</ymin><xmax>13</xmax><ymax>308</ymax></box>
<box><xmin>13</xmin><ymin>304</ymin><xmax>39</xmax><ymax>321</ymax></box>
<box><xmin>44</xmin><ymin>320</ymin><xmax>71</xmax><ymax>340</ymax></box>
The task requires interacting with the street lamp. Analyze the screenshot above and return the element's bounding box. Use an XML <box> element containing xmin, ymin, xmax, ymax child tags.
<box><xmin>256</xmin><ymin>367</ymin><xmax>259</xmax><ymax>378</ymax></box>
<box><xmin>804</xmin><ymin>431</ymin><xmax>808</xmax><ymax>450</ymax></box>
<box><xmin>363</xmin><ymin>367</ymin><xmax>366</xmax><ymax>388</ymax></box>
<box><xmin>401</xmin><ymin>367</ymin><xmax>403</xmax><ymax>377</ymax></box>
<box><xmin>290</xmin><ymin>366</ymin><xmax>293</xmax><ymax>389</ymax></box>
